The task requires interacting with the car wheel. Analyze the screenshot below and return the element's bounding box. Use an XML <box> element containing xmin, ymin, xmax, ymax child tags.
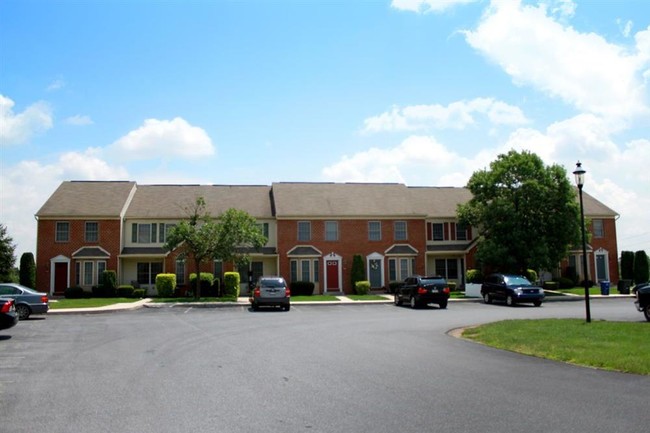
<box><xmin>252</xmin><ymin>302</ymin><xmax>259</xmax><ymax>311</ymax></box>
<box><xmin>483</xmin><ymin>293</ymin><xmax>492</xmax><ymax>304</ymax></box>
<box><xmin>438</xmin><ymin>300</ymin><xmax>448</xmax><ymax>309</ymax></box>
<box><xmin>394</xmin><ymin>294</ymin><xmax>402</xmax><ymax>306</ymax></box>
<box><xmin>410</xmin><ymin>296</ymin><xmax>419</xmax><ymax>309</ymax></box>
<box><xmin>506</xmin><ymin>295</ymin><xmax>515</xmax><ymax>306</ymax></box>
<box><xmin>16</xmin><ymin>304</ymin><xmax>30</xmax><ymax>320</ymax></box>
<box><xmin>644</xmin><ymin>304</ymin><xmax>650</xmax><ymax>322</ymax></box>
<box><xmin>533</xmin><ymin>300</ymin><xmax>542</xmax><ymax>307</ymax></box>
<box><xmin>284</xmin><ymin>304</ymin><xmax>291</xmax><ymax>312</ymax></box>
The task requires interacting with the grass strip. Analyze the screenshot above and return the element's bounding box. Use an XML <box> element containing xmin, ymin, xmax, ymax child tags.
<box><xmin>462</xmin><ymin>319</ymin><xmax>649</xmax><ymax>375</ymax></box>
<box><xmin>50</xmin><ymin>298</ymin><xmax>136</xmax><ymax>309</ymax></box>
<box><xmin>291</xmin><ymin>295</ymin><xmax>340</xmax><ymax>302</ymax></box>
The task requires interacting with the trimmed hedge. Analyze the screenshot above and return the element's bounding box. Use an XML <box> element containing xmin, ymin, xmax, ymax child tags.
<box><xmin>290</xmin><ymin>281</ymin><xmax>314</xmax><ymax>296</ymax></box>
<box><xmin>190</xmin><ymin>272</ymin><xmax>214</xmax><ymax>297</ymax></box>
<box><xmin>64</xmin><ymin>286</ymin><xmax>85</xmax><ymax>299</ymax></box>
<box><xmin>388</xmin><ymin>281</ymin><xmax>402</xmax><ymax>294</ymax></box>
<box><xmin>116</xmin><ymin>285</ymin><xmax>134</xmax><ymax>297</ymax></box>
<box><xmin>354</xmin><ymin>280</ymin><xmax>371</xmax><ymax>295</ymax></box>
<box><xmin>156</xmin><ymin>274</ymin><xmax>176</xmax><ymax>297</ymax></box>
<box><xmin>224</xmin><ymin>272</ymin><xmax>240</xmax><ymax>298</ymax></box>
<box><xmin>133</xmin><ymin>288</ymin><xmax>145</xmax><ymax>298</ymax></box>
<box><xmin>466</xmin><ymin>269</ymin><xmax>483</xmax><ymax>284</ymax></box>
<box><xmin>448</xmin><ymin>281</ymin><xmax>457</xmax><ymax>291</ymax></box>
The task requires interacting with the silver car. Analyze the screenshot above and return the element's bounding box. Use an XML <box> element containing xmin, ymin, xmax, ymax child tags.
<box><xmin>0</xmin><ymin>283</ymin><xmax>49</xmax><ymax>320</ymax></box>
<box><xmin>250</xmin><ymin>276</ymin><xmax>290</xmax><ymax>311</ymax></box>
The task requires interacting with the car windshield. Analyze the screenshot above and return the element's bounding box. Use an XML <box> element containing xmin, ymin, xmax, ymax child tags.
<box><xmin>421</xmin><ymin>278</ymin><xmax>445</xmax><ymax>285</ymax></box>
<box><xmin>504</xmin><ymin>276</ymin><xmax>532</xmax><ymax>286</ymax></box>
<box><xmin>260</xmin><ymin>279</ymin><xmax>285</xmax><ymax>288</ymax></box>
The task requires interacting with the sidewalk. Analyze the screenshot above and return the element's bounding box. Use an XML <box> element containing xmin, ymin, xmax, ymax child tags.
<box><xmin>48</xmin><ymin>292</ymin><xmax>634</xmax><ymax>314</ymax></box>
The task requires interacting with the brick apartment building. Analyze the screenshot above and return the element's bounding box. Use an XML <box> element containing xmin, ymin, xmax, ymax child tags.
<box><xmin>34</xmin><ymin>181</ymin><xmax>619</xmax><ymax>295</ymax></box>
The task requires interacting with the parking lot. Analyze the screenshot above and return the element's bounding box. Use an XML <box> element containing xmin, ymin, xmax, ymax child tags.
<box><xmin>0</xmin><ymin>298</ymin><xmax>647</xmax><ymax>433</ymax></box>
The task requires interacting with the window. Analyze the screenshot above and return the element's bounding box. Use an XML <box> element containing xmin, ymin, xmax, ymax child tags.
<box><xmin>251</xmin><ymin>262</ymin><xmax>264</xmax><ymax>283</ymax></box>
<box><xmin>96</xmin><ymin>261</ymin><xmax>106</xmax><ymax>284</ymax></box>
<box><xmin>455</xmin><ymin>223</ymin><xmax>467</xmax><ymax>241</ymax></box>
<box><xmin>394</xmin><ymin>221</ymin><xmax>407</xmax><ymax>241</ymax></box>
<box><xmin>298</xmin><ymin>221</ymin><xmax>311</xmax><ymax>241</ymax></box>
<box><xmin>592</xmin><ymin>219</ymin><xmax>604</xmax><ymax>238</ymax></box>
<box><xmin>137</xmin><ymin>262</ymin><xmax>163</xmax><ymax>285</ymax></box>
<box><xmin>132</xmin><ymin>223</ymin><xmax>158</xmax><ymax>244</ymax></box>
<box><xmin>432</xmin><ymin>223</ymin><xmax>444</xmax><ymax>241</ymax></box>
<box><xmin>325</xmin><ymin>221</ymin><xmax>338</xmax><ymax>241</ymax></box>
<box><xmin>435</xmin><ymin>258</ymin><xmax>459</xmax><ymax>280</ymax></box>
<box><xmin>368</xmin><ymin>221</ymin><xmax>381</xmax><ymax>241</ymax></box>
<box><xmin>158</xmin><ymin>224</ymin><xmax>176</xmax><ymax>244</ymax></box>
<box><xmin>290</xmin><ymin>259</ymin><xmax>318</xmax><ymax>282</ymax></box>
<box><xmin>56</xmin><ymin>222</ymin><xmax>70</xmax><ymax>242</ymax></box>
<box><xmin>388</xmin><ymin>258</ymin><xmax>414</xmax><ymax>281</ymax></box>
<box><xmin>85</xmin><ymin>222</ymin><xmax>99</xmax><ymax>242</ymax></box>
<box><xmin>176</xmin><ymin>259</ymin><xmax>186</xmax><ymax>285</ymax></box>
<box><xmin>83</xmin><ymin>262</ymin><xmax>94</xmax><ymax>286</ymax></box>
<box><xmin>257</xmin><ymin>223</ymin><xmax>269</xmax><ymax>238</ymax></box>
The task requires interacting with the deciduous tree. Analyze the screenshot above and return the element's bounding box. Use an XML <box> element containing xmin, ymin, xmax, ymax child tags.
<box><xmin>457</xmin><ymin>150</ymin><xmax>580</xmax><ymax>274</ymax></box>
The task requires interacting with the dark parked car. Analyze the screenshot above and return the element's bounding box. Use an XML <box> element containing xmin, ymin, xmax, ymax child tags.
<box><xmin>250</xmin><ymin>276</ymin><xmax>290</xmax><ymax>311</ymax></box>
<box><xmin>0</xmin><ymin>283</ymin><xmax>49</xmax><ymax>320</ymax></box>
<box><xmin>481</xmin><ymin>273</ymin><xmax>544</xmax><ymax>307</ymax></box>
<box><xmin>634</xmin><ymin>282</ymin><xmax>650</xmax><ymax>321</ymax></box>
<box><xmin>0</xmin><ymin>299</ymin><xmax>18</xmax><ymax>331</ymax></box>
<box><xmin>394</xmin><ymin>275</ymin><xmax>450</xmax><ymax>309</ymax></box>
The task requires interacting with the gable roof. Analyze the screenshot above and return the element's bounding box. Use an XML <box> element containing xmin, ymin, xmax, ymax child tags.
<box><xmin>124</xmin><ymin>184</ymin><xmax>273</xmax><ymax>219</ymax></box>
<box><xmin>271</xmin><ymin>182</ymin><xmax>424</xmax><ymax>218</ymax></box>
<box><xmin>36</xmin><ymin>181</ymin><xmax>136</xmax><ymax>218</ymax></box>
<box><xmin>582</xmin><ymin>190</ymin><xmax>618</xmax><ymax>217</ymax></box>
<box><xmin>407</xmin><ymin>186</ymin><xmax>473</xmax><ymax>218</ymax></box>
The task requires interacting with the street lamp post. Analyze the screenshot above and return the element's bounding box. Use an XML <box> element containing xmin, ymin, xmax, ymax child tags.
<box><xmin>573</xmin><ymin>161</ymin><xmax>591</xmax><ymax>323</ymax></box>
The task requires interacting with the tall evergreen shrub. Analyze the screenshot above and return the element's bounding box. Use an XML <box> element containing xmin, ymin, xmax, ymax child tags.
<box><xmin>224</xmin><ymin>272</ymin><xmax>241</xmax><ymax>298</ymax></box>
<box><xmin>19</xmin><ymin>252</ymin><xmax>36</xmax><ymax>288</ymax></box>
<box><xmin>620</xmin><ymin>250</ymin><xmax>635</xmax><ymax>281</ymax></box>
<box><xmin>350</xmin><ymin>255</ymin><xmax>365</xmax><ymax>289</ymax></box>
<box><xmin>634</xmin><ymin>250</ymin><xmax>649</xmax><ymax>284</ymax></box>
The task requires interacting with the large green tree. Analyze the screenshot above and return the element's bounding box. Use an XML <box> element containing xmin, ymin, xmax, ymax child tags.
<box><xmin>457</xmin><ymin>150</ymin><xmax>581</xmax><ymax>274</ymax></box>
<box><xmin>164</xmin><ymin>198</ymin><xmax>267</xmax><ymax>299</ymax></box>
<box><xmin>0</xmin><ymin>224</ymin><xmax>17</xmax><ymax>282</ymax></box>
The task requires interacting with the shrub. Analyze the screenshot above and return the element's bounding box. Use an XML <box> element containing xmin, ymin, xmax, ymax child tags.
<box><xmin>634</xmin><ymin>250</ymin><xmax>649</xmax><ymax>284</ymax></box>
<box><xmin>223</xmin><ymin>272</ymin><xmax>240</xmax><ymax>298</ymax></box>
<box><xmin>350</xmin><ymin>255</ymin><xmax>365</xmax><ymax>288</ymax></box>
<box><xmin>64</xmin><ymin>286</ymin><xmax>85</xmax><ymax>299</ymax></box>
<box><xmin>543</xmin><ymin>281</ymin><xmax>558</xmax><ymax>291</ymax></box>
<box><xmin>466</xmin><ymin>269</ymin><xmax>483</xmax><ymax>284</ymax></box>
<box><xmin>212</xmin><ymin>277</ymin><xmax>221</xmax><ymax>297</ymax></box>
<box><xmin>388</xmin><ymin>281</ymin><xmax>402</xmax><ymax>294</ymax></box>
<box><xmin>155</xmin><ymin>273</ymin><xmax>176</xmax><ymax>297</ymax></box>
<box><xmin>621</xmin><ymin>251</ymin><xmax>635</xmax><ymax>281</ymax></box>
<box><xmin>447</xmin><ymin>281</ymin><xmax>457</xmax><ymax>291</ymax></box>
<box><xmin>19</xmin><ymin>252</ymin><xmax>36</xmax><ymax>289</ymax></box>
<box><xmin>290</xmin><ymin>281</ymin><xmax>314</xmax><ymax>296</ymax></box>
<box><xmin>116</xmin><ymin>285</ymin><xmax>134</xmax><ymax>297</ymax></box>
<box><xmin>525</xmin><ymin>269</ymin><xmax>538</xmax><ymax>284</ymax></box>
<box><xmin>190</xmin><ymin>272</ymin><xmax>214</xmax><ymax>297</ymax></box>
<box><xmin>556</xmin><ymin>277</ymin><xmax>575</xmax><ymax>289</ymax></box>
<box><xmin>354</xmin><ymin>280</ymin><xmax>371</xmax><ymax>295</ymax></box>
<box><xmin>564</xmin><ymin>266</ymin><xmax>579</xmax><ymax>285</ymax></box>
<box><xmin>132</xmin><ymin>288</ymin><xmax>145</xmax><ymax>298</ymax></box>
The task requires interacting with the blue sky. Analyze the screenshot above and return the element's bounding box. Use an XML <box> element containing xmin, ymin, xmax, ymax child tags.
<box><xmin>1</xmin><ymin>0</ymin><xmax>649</xmax><ymax>260</ymax></box>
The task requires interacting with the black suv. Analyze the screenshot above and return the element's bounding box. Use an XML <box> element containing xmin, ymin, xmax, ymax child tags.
<box><xmin>394</xmin><ymin>275</ymin><xmax>450</xmax><ymax>309</ymax></box>
<box><xmin>481</xmin><ymin>273</ymin><xmax>544</xmax><ymax>307</ymax></box>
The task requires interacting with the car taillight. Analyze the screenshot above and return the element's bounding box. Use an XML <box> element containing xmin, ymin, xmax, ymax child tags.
<box><xmin>417</xmin><ymin>287</ymin><xmax>427</xmax><ymax>295</ymax></box>
<box><xmin>285</xmin><ymin>288</ymin><xmax>291</xmax><ymax>297</ymax></box>
<box><xmin>41</xmin><ymin>295</ymin><xmax>49</xmax><ymax>303</ymax></box>
<box><xmin>1</xmin><ymin>300</ymin><xmax>14</xmax><ymax>313</ymax></box>
<box><xmin>253</xmin><ymin>289</ymin><xmax>260</xmax><ymax>297</ymax></box>
<box><xmin>443</xmin><ymin>287</ymin><xmax>450</xmax><ymax>294</ymax></box>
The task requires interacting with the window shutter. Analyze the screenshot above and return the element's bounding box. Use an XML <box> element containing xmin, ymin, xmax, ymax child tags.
<box><xmin>132</xmin><ymin>224</ymin><xmax>138</xmax><ymax>243</ymax></box>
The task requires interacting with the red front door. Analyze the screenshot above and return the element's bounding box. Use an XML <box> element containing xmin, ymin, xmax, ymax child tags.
<box><xmin>54</xmin><ymin>262</ymin><xmax>68</xmax><ymax>294</ymax></box>
<box><xmin>326</xmin><ymin>260</ymin><xmax>339</xmax><ymax>291</ymax></box>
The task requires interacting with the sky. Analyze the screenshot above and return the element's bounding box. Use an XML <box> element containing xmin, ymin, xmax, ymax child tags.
<box><xmin>1</xmin><ymin>0</ymin><xmax>649</xmax><ymax>262</ymax></box>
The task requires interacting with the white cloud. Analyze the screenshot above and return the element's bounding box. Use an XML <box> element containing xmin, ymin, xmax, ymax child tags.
<box><xmin>464</xmin><ymin>0</ymin><xmax>650</xmax><ymax>120</ymax></box>
<box><xmin>0</xmin><ymin>95</ymin><xmax>53</xmax><ymax>145</ymax></box>
<box><xmin>617</xmin><ymin>19</ymin><xmax>633</xmax><ymax>38</ymax></box>
<box><xmin>65</xmin><ymin>114</ymin><xmax>94</xmax><ymax>126</ymax></box>
<box><xmin>362</xmin><ymin>98</ymin><xmax>529</xmax><ymax>133</ymax></box>
<box><xmin>110</xmin><ymin>117</ymin><xmax>215</xmax><ymax>160</ymax></box>
<box><xmin>0</xmin><ymin>150</ymin><xmax>128</xmax><ymax>258</ymax></box>
<box><xmin>391</xmin><ymin>0</ymin><xmax>478</xmax><ymax>14</ymax></box>
<box><xmin>46</xmin><ymin>78</ymin><xmax>65</xmax><ymax>92</ymax></box>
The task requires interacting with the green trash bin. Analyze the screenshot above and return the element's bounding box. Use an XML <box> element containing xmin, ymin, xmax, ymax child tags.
<box><xmin>599</xmin><ymin>280</ymin><xmax>610</xmax><ymax>295</ymax></box>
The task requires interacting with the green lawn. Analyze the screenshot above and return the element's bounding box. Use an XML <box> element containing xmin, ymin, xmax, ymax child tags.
<box><xmin>557</xmin><ymin>286</ymin><xmax>624</xmax><ymax>296</ymax></box>
<box><xmin>346</xmin><ymin>294</ymin><xmax>389</xmax><ymax>301</ymax></box>
<box><xmin>152</xmin><ymin>296</ymin><xmax>238</xmax><ymax>303</ymax></box>
<box><xmin>291</xmin><ymin>295</ymin><xmax>340</xmax><ymax>302</ymax></box>
<box><xmin>50</xmin><ymin>298</ymin><xmax>137</xmax><ymax>309</ymax></box>
<box><xmin>462</xmin><ymin>319</ymin><xmax>649</xmax><ymax>375</ymax></box>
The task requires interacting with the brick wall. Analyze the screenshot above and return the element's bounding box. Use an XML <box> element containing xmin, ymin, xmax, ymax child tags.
<box><xmin>277</xmin><ymin>218</ymin><xmax>427</xmax><ymax>293</ymax></box>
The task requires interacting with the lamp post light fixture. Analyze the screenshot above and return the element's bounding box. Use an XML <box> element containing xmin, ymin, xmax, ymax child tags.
<box><xmin>573</xmin><ymin>161</ymin><xmax>591</xmax><ymax>323</ymax></box>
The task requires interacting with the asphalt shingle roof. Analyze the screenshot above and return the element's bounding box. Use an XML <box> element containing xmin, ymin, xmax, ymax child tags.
<box><xmin>36</xmin><ymin>181</ymin><xmax>136</xmax><ymax>218</ymax></box>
